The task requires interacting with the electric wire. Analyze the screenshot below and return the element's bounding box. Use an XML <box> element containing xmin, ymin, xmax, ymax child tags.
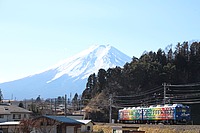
<box><xmin>113</xmin><ymin>82</ymin><xmax>200</xmax><ymax>108</ymax></box>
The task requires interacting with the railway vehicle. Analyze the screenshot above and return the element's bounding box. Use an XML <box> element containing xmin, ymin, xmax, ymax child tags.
<box><xmin>118</xmin><ymin>104</ymin><xmax>190</xmax><ymax>124</ymax></box>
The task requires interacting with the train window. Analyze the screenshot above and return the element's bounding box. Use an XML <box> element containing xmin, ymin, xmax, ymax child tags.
<box><xmin>147</xmin><ymin>110</ymin><xmax>151</xmax><ymax>115</ymax></box>
<box><xmin>182</xmin><ymin>108</ymin><xmax>186</xmax><ymax>113</ymax></box>
<box><xmin>156</xmin><ymin>110</ymin><xmax>160</xmax><ymax>115</ymax></box>
<box><xmin>161</xmin><ymin>110</ymin><xmax>164</xmax><ymax>114</ymax></box>
<box><xmin>176</xmin><ymin>108</ymin><xmax>181</xmax><ymax>113</ymax></box>
<box><xmin>163</xmin><ymin>110</ymin><xmax>166</xmax><ymax>114</ymax></box>
<box><xmin>167</xmin><ymin>110</ymin><xmax>170</xmax><ymax>114</ymax></box>
<box><xmin>152</xmin><ymin>110</ymin><xmax>154</xmax><ymax>115</ymax></box>
<box><xmin>171</xmin><ymin>110</ymin><xmax>173</xmax><ymax>114</ymax></box>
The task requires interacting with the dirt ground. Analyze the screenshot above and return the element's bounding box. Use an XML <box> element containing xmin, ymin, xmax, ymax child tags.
<box><xmin>93</xmin><ymin>123</ymin><xmax>200</xmax><ymax>133</ymax></box>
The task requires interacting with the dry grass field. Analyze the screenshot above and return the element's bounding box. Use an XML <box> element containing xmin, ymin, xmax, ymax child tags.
<box><xmin>93</xmin><ymin>123</ymin><xmax>200</xmax><ymax>133</ymax></box>
<box><xmin>139</xmin><ymin>124</ymin><xmax>200</xmax><ymax>133</ymax></box>
<box><xmin>93</xmin><ymin>124</ymin><xmax>112</xmax><ymax>133</ymax></box>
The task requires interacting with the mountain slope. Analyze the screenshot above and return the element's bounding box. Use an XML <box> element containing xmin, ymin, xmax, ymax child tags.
<box><xmin>0</xmin><ymin>45</ymin><xmax>132</xmax><ymax>100</ymax></box>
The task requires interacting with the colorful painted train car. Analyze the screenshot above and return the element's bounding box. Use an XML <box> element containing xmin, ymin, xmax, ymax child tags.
<box><xmin>118</xmin><ymin>104</ymin><xmax>190</xmax><ymax>124</ymax></box>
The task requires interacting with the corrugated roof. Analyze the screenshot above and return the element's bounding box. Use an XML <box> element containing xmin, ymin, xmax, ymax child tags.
<box><xmin>66</xmin><ymin>115</ymin><xmax>84</xmax><ymax>120</ymax></box>
<box><xmin>43</xmin><ymin>116</ymin><xmax>84</xmax><ymax>125</ymax></box>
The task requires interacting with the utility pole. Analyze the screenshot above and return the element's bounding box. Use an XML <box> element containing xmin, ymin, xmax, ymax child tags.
<box><xmin>54</xmin><ymin>98</ymin><xmax>57</xmax><ymax>115</ymax></box>
<box><xmin>64</xmin><ymin>94</ymin><xmax>67</xmax><ymax>117</ymax></box>
<box><xmin>31</xmin><ymin>98</ymin><xmax>34</xmax><ymax>112</ymax></box>
<box><xmin>109</xmin><ymin>94</ymin><xmax>112</xmax><ymax>123</ymax></box>
<box><xmin>0</xmin><ymin>89</ymin><xmax>3</xmax><ymax>102</ymax></box>
<box><xmin>50</xmin><ymin>99</ymin><xmax>53</xmax><ymax>115</ymax></box>
<box><xmin>24</xmin><ymin>99</ymin><xmax>26</xmax><ymax>109</ymax></box>
<box><xmin>163</xmin><ymin>82</ymin><xmax>166</xmax><ymax>105</ymax></box>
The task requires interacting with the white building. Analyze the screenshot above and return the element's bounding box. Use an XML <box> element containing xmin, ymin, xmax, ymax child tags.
<box><xmin>77</xmin><ymin>120</ymin><xmax>94</xmax><ymax>133</ymax></box>
<box><xmin>0</xmin><ymin>103</ymin><xmax>32</xmax><ymax>123</ymax></box>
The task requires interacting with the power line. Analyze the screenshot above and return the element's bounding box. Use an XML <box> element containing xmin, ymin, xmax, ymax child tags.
<box><xmin>114</xmin><ymin>86</ymin><xmax>163</xmax><ymax>98</ymax></box>
<box><xmin>113</xmin><ymin>82</ymin><xmax>200</xmax><ymax>108</ymax></box>
<box><xmin>167</xmin><ymin>82</ymin><xmax>200</xmax><ymax>87</ymax></box>
<box><xmin>114</xmin><ymin>91</ymin><xmax>163</xmax><ymax>106</ymax></box>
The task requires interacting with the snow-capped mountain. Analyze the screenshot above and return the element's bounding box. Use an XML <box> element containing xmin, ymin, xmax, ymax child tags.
<box><xmin>0</xmin><ymin>45</ymin><xmax>132</xmax><ymax>100</ymax></box>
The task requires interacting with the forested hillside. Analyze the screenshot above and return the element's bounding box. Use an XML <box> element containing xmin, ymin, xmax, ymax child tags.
<box><xmin>81</xmin><ymin>41</ymin><xmax>200</xmax><ymax>123</ymax></box>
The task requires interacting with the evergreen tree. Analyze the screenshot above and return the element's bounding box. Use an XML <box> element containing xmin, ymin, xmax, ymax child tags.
<box><xmin>19</xmin><ymin>101</ymin><xmax>24</xmax><ymax>108</ymax></box>
<box><xmin>97</xmin><ymin>69</ymin><xmax>106</xmax><ymax>93</ymax></box>
<box><xmin>72</xmin><ymin>93</ymin><xmax>79</xmax><ymax>110</ymax></box>
<box><xmin>36</xmin><ymin>95</ymin><xmax>41</xmax><ymax>103</ymax></box>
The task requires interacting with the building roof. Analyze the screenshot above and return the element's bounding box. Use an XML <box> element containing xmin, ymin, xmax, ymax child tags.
<box><xmin>0</xmin><ymin>121</ymin><xmax>20</xmax><ymax>126</ymax></box>
<box><xmin>0</xmin><ymin>105</ymin><xmax>10</xmax><ymax>115</ymax></box>
<box><xmin>43</xmin><ymin>115</ymin><xmax>84</xmax><ymax>125</ymax></box>
<box><xmin>0</xmin><ymin>104</ymin><xmax>31</xmax><ymax>115</ymax></box>
<box><xmin>76</xmin><ymin>120</ymin><xmax>93</xmax><ymax>125</ymax></box>
<box><xmin>66</xmin><ymin>115</ymin><xmax>84</xmax><ymax>120</ymax></box>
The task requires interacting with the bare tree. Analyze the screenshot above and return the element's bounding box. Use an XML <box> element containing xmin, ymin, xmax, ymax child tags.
<box><xmin>32</xmin><ymin>117</ymin><xmax>60</xmax><ymax>133</ymax></box>
<box><xmin>19</xmin><ymin>119</ymin><xmax>34</xmax><ymax>133</ymax></box>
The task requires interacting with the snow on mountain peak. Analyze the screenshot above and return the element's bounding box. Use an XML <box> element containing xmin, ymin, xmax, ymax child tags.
<box><xmin>0</xmin><ymin>44</ymin><xmax>132</xmax><ymax>99</ymax></box>
<box><xmin>47</xmin><ymin>45</ymin><xmax>131</xmax><ymax>83</ymax></box>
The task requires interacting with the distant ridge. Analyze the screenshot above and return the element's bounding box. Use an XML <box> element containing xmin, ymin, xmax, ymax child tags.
<box><xmin>0</xmin><ymin>45</ymin><xmax>132</xmax><ymax>100</ymax></box>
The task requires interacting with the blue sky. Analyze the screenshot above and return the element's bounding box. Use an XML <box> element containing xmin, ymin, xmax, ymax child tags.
<box><xmin>0</xmin><ymin>0</ymin><xmax>200</xmax><ymax>82</ymax></box>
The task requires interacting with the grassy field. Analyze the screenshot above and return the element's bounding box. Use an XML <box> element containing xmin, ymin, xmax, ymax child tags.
<box><xmin>93</xmin><ymin>123</ymin><xmax>200</xmax><ymax>133</ymax></box>
<box><xmin>93</xmin><ymin>124</ymin><xmax>112</xmax><ymax>133</ymax></box>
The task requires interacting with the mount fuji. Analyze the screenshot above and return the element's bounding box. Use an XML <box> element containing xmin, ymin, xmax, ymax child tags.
<box><xmin>0</xmin><ymin>45</ymin><xmax>132</xmax><ymax>100</ymax></box>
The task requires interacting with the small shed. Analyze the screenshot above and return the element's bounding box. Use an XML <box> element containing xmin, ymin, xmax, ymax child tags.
<box><xmin>32</xmin><ymin>115</ymin><xmax>84</xmax><ymax>133</ymax></box>
<box><xmin>76</xmin><ymin>120</ymin><xmax>94</xmax><ymax>133</ymax></box>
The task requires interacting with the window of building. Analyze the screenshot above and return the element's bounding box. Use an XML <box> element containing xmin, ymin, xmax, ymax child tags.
<box><xmin>4</xmin><ymin>107</ymin><xmax>9</xmax><ymax>110</ymax></box>
<box><xmin>13</xmin><ymin>114</ymin><xmax>21</xmax><ymax>119</ymax></box>
<box><xmin>18</xmin><ymin>114</ymin><xmax>21</xmax><ymax>119</ymax></box>
<box><xmin>0</xmin><ymin>115</ymin><xmax>4</xmax><ymax>119</ymax></box>
<box><xmin>87</xmin><ymin>126</ymin><xmax>91</xmax><ymax>131</ymax></box>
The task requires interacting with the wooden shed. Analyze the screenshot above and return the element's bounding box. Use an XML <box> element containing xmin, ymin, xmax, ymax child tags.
<box><xmin>31</xmin><ymin>115</ymin><xmax>83</xmax><ymax>133</ymax></box>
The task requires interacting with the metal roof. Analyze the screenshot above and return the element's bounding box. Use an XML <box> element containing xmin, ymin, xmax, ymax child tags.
<box><xmin>43</xmin><ymin>116</ymin><xmax>84</xmax><ymax>125</ymax></box>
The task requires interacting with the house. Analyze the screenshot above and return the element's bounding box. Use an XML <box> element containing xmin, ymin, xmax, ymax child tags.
<box><xmin>0</xmin><ymin>103</ymin><xmax>32</xmax><ymax>122</ymax></box>
<box><xmin>0</xmin><ymin>103</ymin><xmax>32</xmax><ymax>133</ymax></box>
<box><xmin>31</xmin><ymin>115</ymin><xmax>84</xmax><ymax>133</ymax></box>
<box><xmin>76</xmin><ymin>120</ymin><xmax>94</xmax><ymax>133</ymax></box>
